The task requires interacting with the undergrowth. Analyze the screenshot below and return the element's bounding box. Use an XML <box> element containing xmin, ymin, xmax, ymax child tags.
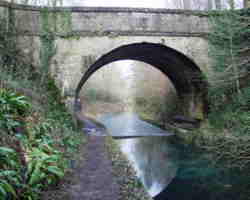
<box><xmin>134</xmin><ymin>92</ymin><xmax>180</xmax><ymax>125</ymax></box>
<box><xmin>0</xmin><ymin>86</ymin><xmax>82</xmax><ymax>200</ymax></box>
<box><xmin>199</xmin><ymin>8</ymin><xmax>250</xmax><ymax>170</ymax></box>
<box><xmin>0</xmin><ymin>8</ymin><xmax>83</xmax><ymax>200</ymax></box>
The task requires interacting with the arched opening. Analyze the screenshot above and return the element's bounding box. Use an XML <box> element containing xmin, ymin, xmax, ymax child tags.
<box><xmin>73</xmin><ymin>42</ymin><xmax>209</xmax><ymax>198</ymax></box>
<box><xmin>75</xmin><ymin>42</ymin><xmax>208</xmax><ymax>121</ymax></box>
<box><xmin>80</xmin><ymin>60</ymin><xmax>178</xmax><ymax>127</ymax></box>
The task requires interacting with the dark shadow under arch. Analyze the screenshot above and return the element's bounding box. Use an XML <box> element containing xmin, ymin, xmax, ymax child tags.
<box><xmin>75</xmin><ymin>42</ymin><xmax>208</xmax><ymax>119</ymax></box>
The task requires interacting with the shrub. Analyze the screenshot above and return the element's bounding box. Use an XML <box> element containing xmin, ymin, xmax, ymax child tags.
<box><xmin>0</xmin><ymin>89</ymin><xmax>30</xmax><ymax>135</ymax></box>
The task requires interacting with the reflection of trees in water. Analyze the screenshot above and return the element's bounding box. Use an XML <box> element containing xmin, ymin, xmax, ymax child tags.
<box><xmin>118</xmin><ymin>137</ymin><xmax>178</xmax><ymax>197</ymax></box>
<box><xmin>165</xmin><ymin>142</ymin><xmax>250</xmax><ymax>200</ymax></box>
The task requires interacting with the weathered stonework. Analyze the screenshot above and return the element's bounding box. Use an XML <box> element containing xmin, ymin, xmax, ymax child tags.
<box><xmin>245</xmin><ymin>0</ymin><xmax>250</xmax><ymax>8</ymax></box>
<box><xmin>0</xmin><ymin>2</ymin><xmax>210</xmax><ymax>37</ymax></box>
<box><xmin>0</xmin><ymin>2</ymin><xmax>212</xmax><ymax>117</ymax></box>
<box><xmin>49</xmin><ymin>36</ymin><xmax>210</xmax><ymax>98</ymax></box>
<box><xmin>14</xmin><ymin>10</ymin><xmax>40</xmax><ymax>34</ymax></box>
<box><xmin>16</xmin><ymin>36</ymin><xmax>41</xmax><ymax>67</ymax></box>
<box><xmin>0</xmin><ymin>5</ymin><xmax>7</xmax><ymax>19</ymax></box>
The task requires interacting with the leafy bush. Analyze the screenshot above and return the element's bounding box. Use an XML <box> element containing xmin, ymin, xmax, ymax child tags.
<box><xmin>203</xmin><ymin>9</ymin><xmax>250</xmax><ymax>171</ymax></box>
<box><xmin>0</xmin><ymin>89</ymin><xmax>30</xmax><ymax>135</ymax></box>
<box><xmin>0</xmin><ymin>89</ymin><xmax>82</xmax><ymax>200</ymax></box>
<box><xmin>208</xmin><ymin>9</ymin><xmax>250</xmax><ymax>133</ymax></box>
<box><xmin>0</xmin><ymin>8</ymin><xmax>83</xmax><ymax>200</ymax></box>
<box><xmin>0</xmin><ymin>147</ymin><xmax>20</xmax><ymax>199</ymax></box>
<box><xmin>134</xmin><ymin>92</ymin><xmax>179</xmax><ymax>124</ymax></box>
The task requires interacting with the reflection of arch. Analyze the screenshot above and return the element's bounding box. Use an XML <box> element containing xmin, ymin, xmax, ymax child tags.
<box><xmin>75</xmin><ymin>42</ymin><xmax>208</xmax><ymax>120</ymax></box>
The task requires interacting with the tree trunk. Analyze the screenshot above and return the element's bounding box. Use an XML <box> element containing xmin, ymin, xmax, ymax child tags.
<box><xmin>207</xmin><ymin>0</ymin><xmax>213</xmax><ymax>10</ymax></box>
<box><xmin>229</xmin><ymin>0</ymin><xmax>235</xmax><ymax>9</ymax></box>
<box><xmin>215</xmin><ymin>0</ymin><xmax>222</xmax><ymax>9</ymax></box>
<box><xmin>183</xmin><ymin>0</ymin><xmax>191</xmax><ymax>9</ymax></box>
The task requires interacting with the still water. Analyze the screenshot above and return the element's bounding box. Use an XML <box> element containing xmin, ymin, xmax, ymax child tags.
<box><xmin>81</xmin><ymin>112</ymin><xmax>250</xmax><ymax>200</ymax></box>
<box><xmin>99</xmin><ymin>113</ymin><xmax>178</xmax><ymax>197</ymax></box>
<box><xmin>117</xmin><ymin>137</ymin><xmax>178</xmax><ymax>197</ymax></box>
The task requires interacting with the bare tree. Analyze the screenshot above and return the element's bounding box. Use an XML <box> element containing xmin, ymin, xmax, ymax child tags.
<box><xmin>229</xmin><ymin>0</ymin><xmax>235</xmax><ymax>8</ymax></box>
<box><xmin>6</xmin><ymin>0</ymin><xmax>244</xmax><ymax>9</ymax></box>
<box><xmin>183</xmin><ymin>0</ymin><xmax>191</xmax><ymax>9</ymax></box>
<box><xmin>171</xmin><ymin>0</ymin><xmax>183</xmax><ymax>8</ymax></box>
<box><xmin>215</xmin><ymin>0</ymin><xmax>222</xmax><ymax>9</ymax></box>
<box><xmin>207</xmin><ymin>0</ymin><xmax>214</xmax><ymax>9</ymax></box>
<box><xmin>9</xmin><ymin>0</ymin><xmax>63</xmax><ymax>6</ymax></box>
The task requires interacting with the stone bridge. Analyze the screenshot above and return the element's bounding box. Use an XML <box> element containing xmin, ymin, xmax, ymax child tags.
<box><xmin>0</xmin><ymin>2</ymin><xmax>212</xmax><ymax>120</ymax></box>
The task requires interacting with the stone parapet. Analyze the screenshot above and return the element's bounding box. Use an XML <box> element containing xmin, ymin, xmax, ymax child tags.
<box><xmin>0</xmin><ymin>1</ymin><xmax>210</xmax><ymax>37</ymax></box>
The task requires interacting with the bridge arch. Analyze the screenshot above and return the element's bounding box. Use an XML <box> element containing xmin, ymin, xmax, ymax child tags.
<box><xmin>75</xmin><ymin>42</ymin><xmax>208</xmax><ymax>120</ymax></box>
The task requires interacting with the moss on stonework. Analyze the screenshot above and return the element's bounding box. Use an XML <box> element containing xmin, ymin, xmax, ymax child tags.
<box><xmin>41</xmin><ymin>8</ymin><xmax>55</xmax><ymax>34</ymax></box>
<box><xmin>39</xmin><ymin>8</ymin><xmax>73</xmax><ymax>90</ymax></box>
<box><xmin>40</xmin><ymin>8</ymin><xmax>72</xmax><ymax>35</ymax></box>
<box><xmin>57</xmin><ymin>11</ymin><xmax>72</xmax><ymax>34</ymax></box>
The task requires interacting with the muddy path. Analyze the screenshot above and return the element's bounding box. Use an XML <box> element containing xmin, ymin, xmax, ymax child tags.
<box><xmin>68</xmin><ymin>135</ymin><xmax>120</xmax><ymax>200</ymax></box>
<box><xmin>42</xmin><ymin>134</ymin><xmax>120</xmax><ymax>200</ymax></box>
<box><xmin>42</xmin><ymin>101</ymin><xmax>144</xmax><ymax>200</ymax></box>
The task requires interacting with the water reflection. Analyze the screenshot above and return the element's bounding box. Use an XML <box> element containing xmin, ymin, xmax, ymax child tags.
<box><xmin>79</xmin><ymin>60</ymin><xmax>179</xmax><ymax>197</ymax></box>
<box><xmin>98</xmin><ymin>113</ymin><xmax>177</xmax><ymax>197</ymax></box>
<box><xmin>155</xmin><ymin>141</ymin><xmax>250</xmax><ymax>200</ymax></box>
<box><xmin>117</xmin><ymin>137</ymin><xmax>178</xmax><ymax>197</ymax></box>
<box><xmin>78</xmin><ymin>59</ymin><xmax>249</xmax><ymax>199</ymax></box>
<box><xmin>99</xmin><ymin>113</ymin><xmax>173</xmax><ymax>137</ymax></box>
<box><xmin>80</xmin><ymin>112</ymin><xmax>250</xmax><ymax>200</ymax></box>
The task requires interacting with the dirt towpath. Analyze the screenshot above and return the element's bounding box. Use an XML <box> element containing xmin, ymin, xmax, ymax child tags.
<box><xmin>69</xmin><ymin>135</ymin><xmax>120</xmax><ymax>200</ymax></box>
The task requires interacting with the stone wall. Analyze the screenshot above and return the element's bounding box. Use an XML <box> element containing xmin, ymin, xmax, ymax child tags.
<box><xmin>0</xmin><ymin>2</ymin><xmax>210</xmax><ymax>37</ymax></box>
<box><xmin>0</xmin><ymin>4</ymin><xmax>8</xmax><ymax>18</ymax></box>
<box><xmin>0</xmin><ymin>2</ymin><xmax>212</xmax><ymax>114</ymax></box>
<box><xmin>50</xmin><ymin>36</ymin><xmax>210</xmax><ymax>98</ymax></box>
<box><xmin>245</xmin><ymin>0</ymin><xmax>250</xmax><ymax>8</ymax></box>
